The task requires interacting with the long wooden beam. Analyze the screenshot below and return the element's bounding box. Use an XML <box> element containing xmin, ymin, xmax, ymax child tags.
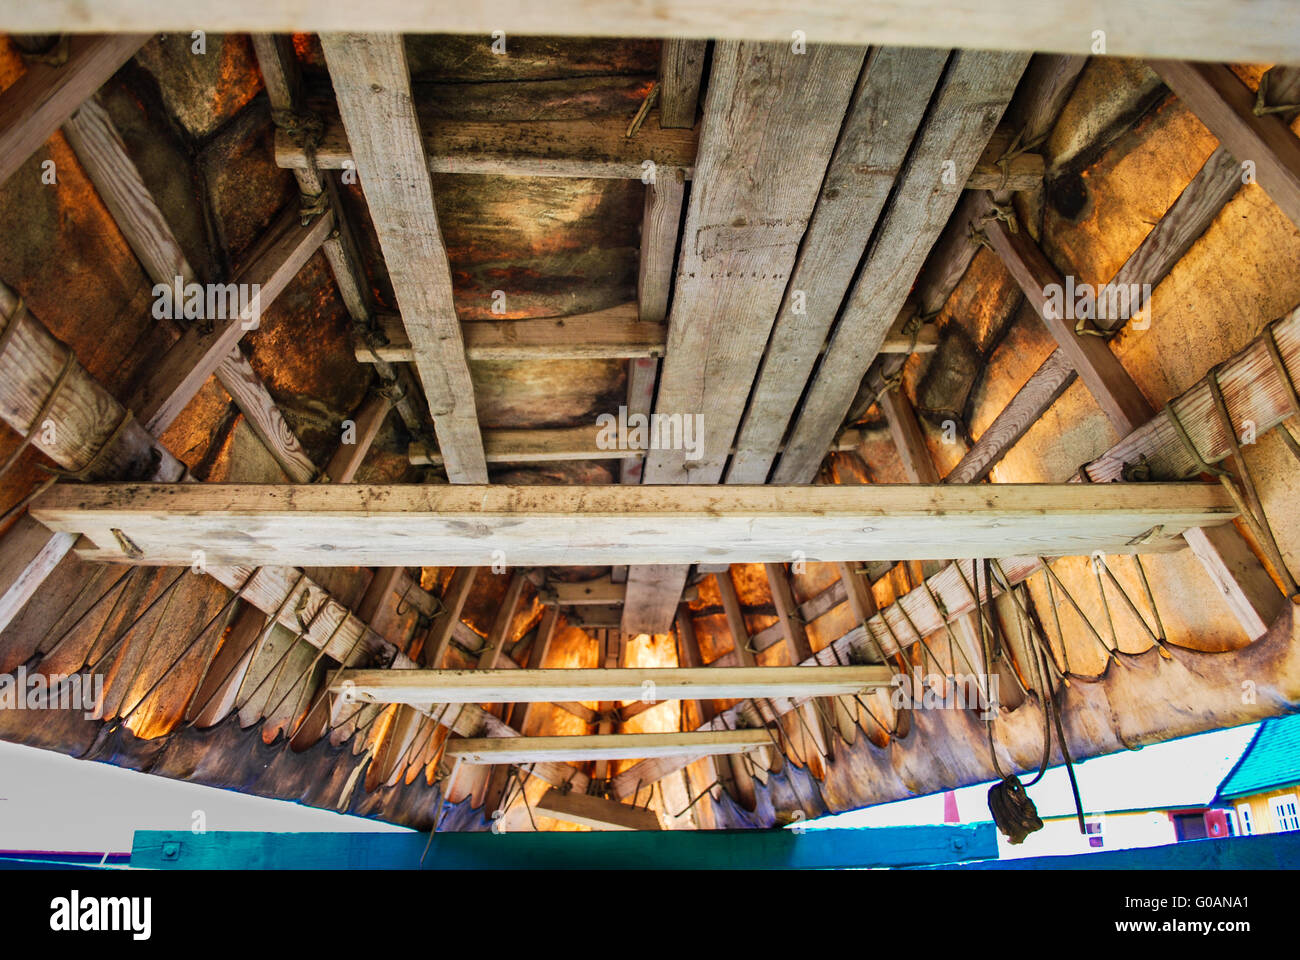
<box><xmin>445</xmin><ymin>730</ymin><xmax>770</xmax><ymax>764</ymax></box>
<box><xmin>319</xmin><ymin>33</ymin><xmax>487</xmax><ymax>482</ymax></box>
<box><xmin>329</xmin><ymin>666</ymin><xmax>893</xmax><ymax>705</ymax></box>
<box><xmin>0</xmin><ymin>33</ymin><xmax>148</xmax><ymax>185</ymax></box>
<box><xmin>534</xmin><ymin>788</ymin><xmax>662</xmax><ymax>831</ymax></box>
<box><xmin>355</xmin><ymin>304</ymin><xmax>663</xmax><ymax>363</ymax></box>
<box><xmin>30</xmin><ymin>482</ymin><xmax>1234</xmax><ymax>568</ymax></box>
<box><xmin>773</xmin><ymin>50</ymin><xmax>1030</xmax><ymax>484</ymax></box>
<box><xmin>12</xmin><ymin>5</ymin><xmax>1300</xmax><ymax>64</ymax></box>
<box><xmin>622</xmin><ymin>40</ymin><xmax>866</xmax><ymax>633</ymax></box>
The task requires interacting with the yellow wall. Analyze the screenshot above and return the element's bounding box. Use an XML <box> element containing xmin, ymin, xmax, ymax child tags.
<box><xmin>1229</xmin><ymin>785</ymin><xmax>1300</xmax><ymax>835</ymax></box>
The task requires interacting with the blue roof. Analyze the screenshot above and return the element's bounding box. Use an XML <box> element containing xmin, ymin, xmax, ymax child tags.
<box><xmin>1216</xmin><ymin>713</ymin><xmax>1300</xmax><ymax>801</ymax></box>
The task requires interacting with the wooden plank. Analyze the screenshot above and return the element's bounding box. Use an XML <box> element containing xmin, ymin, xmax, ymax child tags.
<box><xmin>319</xmin><ymin>33</ymin><xmax>486</xmax><ymax>482</ymax></box>
<box><xmin>355</xmin><ymin>304</ymin><xmax>662</xmax><ymax>363</ymax></box>
<box><xmin>727</xmin><ymin>46</ymin><xmax>948</xmax><ymax>484</ymax></box>
<box><xmin>658</xmin><ymin>40</ymin><xmax>707</xmax><ymax>130</ymax></box>
<box><xmin>964</xmin><ymin>125</ymin><xmax>1045</xmax><ymax>191</ymax></box>
<box><xmin>278</xmin><ymin>109</ymin><xmax>698</xmax><ymax>180</ymax></box>
<box><xmin>477</xmin><ymin>570</ymin><xmax>527</xmax><ymax>669</ymax></box>
<box><xmin>623</xmin><ymin>40</ymin><xmax>866</xmax><ymax>633</ymax></box>
<box><xmin>128</xmin><ymin>206</ymin><xmax>334</xmax><ymax>435</ymax></box>
<box><xmin>773</xmin><ymin>50</ymin><xmax>1030</xmax><ymax>484</ymax></box>
<box><xmin>423</xmin><ymin>566</ymin><xmax>479</xmax><ymax>669</ymax></box>
<box><xmin>446</xmin><ymin>730</ymin><xmax>770</xmax><ymax>764</ymax></box>
<box><xmin>0</xmin><ymin>519</ymin><xmax>78</xmax><ymax>634</ymax></box>
<box><xmin>535</xmin><ymin>788</ymin><xmax>662</xmax><ymax>830</ymax></box>
<box><xmin>715</xmin><ymin>569</ymin><xmax>755</xmax><ymax>667</ymax></box>
<box><xmin>409</xmin><ymin>424</ymin><xmax>642</xmax><ymax>466</ymax></box>
<box><xmin>1152</xmin><ymin>60</ymin><xmax>1300</xmax><ymax>227</ymax></box>
<box><xmin>0</xmin><ymin>33</ymin><xmax>147</xmax><ymax>185</ymax></box>
<box><xmin>543</xmin><ymin>576</ymin><xmax>625</xmax><ymax>606</ymax></box>
<box><xmin>39</xmin><ymin>482</ymin><xmax>1236</xmax><ymax>568</ymax></box>
<box><xmin>981</xmin><ymin>212</ymin><xmax>1154</xmax><ymax>436</ymax></box>
<box><xmin>879</xmin><ymin>387</ymin><xmax>941</xmax><ymax>484</ymax></box>
<box><xmin>325</xmin><ymin>393</ymin><xmax>391</xmax><ymax>483</ymax></box>
<box><xmin>330</xmin><ymin>666</ymin><xmax>894</xmax><ymax>704</ymax></box>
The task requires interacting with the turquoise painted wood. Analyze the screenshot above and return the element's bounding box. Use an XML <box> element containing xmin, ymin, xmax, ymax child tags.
<box><xmin>130</xmin><ymin>824</ymin><xmax>996</xmax><ymax>870</ymax></box>
<box><xmin>920</xmin><ymin>832</ymin><xmax>1300</xmax><ymax>869</ymax></box>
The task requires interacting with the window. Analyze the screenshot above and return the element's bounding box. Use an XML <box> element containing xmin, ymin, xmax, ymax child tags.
<box><xmin>1270</xmin><ymin>794</ymin><xmax>1300</xmax><ymax>832</ymax></box>
<box><xmin>1237</xmin><ymin>804</ymin><xmax>1254</xmax><ymax>835</ymax></box>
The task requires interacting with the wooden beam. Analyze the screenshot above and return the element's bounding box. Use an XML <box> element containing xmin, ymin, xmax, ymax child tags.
<box><xmin>38</xmin><ymin>482</ymin><xmax>1236</xmax><ymax>569</ymax></box>
<box><xmin>773</xmin><ymin>50</ymin><xmax>1030</xmax><ymax>484</ymax></box>
<box><xmin>14</xmin><ymin>5</ymin><xmax>1300</xmax><ymax>64</ymax></box>
<box><xmin>0</xmin><ymin>519</ymin><xmax>78</xmax><ymax>635</ymax></box>
<box><xmin>423</xmin><ymin>566</ymin><xmax>479</xmax><ymax>669</ymax></box>
<box><xmin>0</xmin><ymin>33</ymin><xmax>148</xmax><ymax>185</ymax></box>
<box><xmin>879</xmin><ymin>387</ymin><xmax>941</xmax><ymax>485</ymax></box>
<box><xmin>964</xmin><ymin>124</ymin><xmax>1046</xmax><ymax>191</ymax></box>
<box><xmin>623</xmin><ymin>40</ymin><xmax>866</xmax><ymax>633</ymax></box>
<box><xmin>477</xmin><ymin>571</ymin><xmax>527</xmax><ymax>669</ymax></box>
<box><xmin>324</xmin><ymin>392</ymin><xmax>391</xmax><ymax>483</ymax></box>
<box><xmin>278</xmin><ymin>108</ymin><xmax>698</xmax><ymax>181</ymax></box>
<box><xmin>128</xmin><ymin>206</ymin><xmax>334</xmax><ymax>436</ymax></box>
<box><xmin>1151</xmin><ymin>60</ymin><xmax>1300</xmax><ymax>227</ymax></box>
<box><xmin>727</xmin><ymin>46</ymin><xmax>948</xmax><ymax>484</ymax></box>
<box><xmin>542</xmin><ymin>576</ymin><xmax>624</xmax><ymax>606</ymax></box>
<box><xmin>535</xmin><ymin>788</ymin><xmax>662</xmax><ymax>830</ymax></box>
<box><xmin>658</xmin><ymin>40</ymin><xmax>707</xmax><ymax>130</ymax></box>
<box><xmin>409</xmin><ymin>424</ymin><xmax>642</xmax><ymax>466</ymax></box>
<box><xmin>446</xmin><ymin>730</ymin><xmax>770</xmax><ymax>765</ymax></box>
<box><xmin>355</xmin><ymin>304</ymin><xmax>663</xmax><ymax>363</ymax></box>
<box><xmin>330</xmin><ymin>666</ymin><xmax>893</xmax><ymax>705</ymax></box>
<box><xmin>319</xmin><ymin>33</ymin><xmax>486</xmax><ymax>482</ymax></box>
<box><xmin>715</xmin><ymin>568</ymin><xmax>755</xmax><ymax>667</ymax></box>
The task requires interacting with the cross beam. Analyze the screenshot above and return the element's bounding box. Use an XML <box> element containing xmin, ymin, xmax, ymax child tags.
<box><xmin>444</xmin><ymin>731</ymin><xmax>771</xmax><ymax>764</ymax></box>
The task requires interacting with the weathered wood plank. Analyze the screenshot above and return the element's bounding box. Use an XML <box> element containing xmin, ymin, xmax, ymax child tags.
<box><xmin>35</xmin><ymin>482</ymin><xmax>1235</xmax><ymax>569</ymax></box>
<box><xmin>330</xmin><ymin>665</ymin><xmax>894</xmax><ymax>705</ymax></box>
<box><xmin>535</xmin><ymin>788</ymin><xmax>662</xmax><ymax>830</ymax></box>
<box><xmin>319</xmin><ymin>33</ymin><xmax>486</xmax><ymax>482</ymax></box>
<box><xmin>355</xmin><ymin>304</ymin><xmax>662</xmax><ymax>363</ymax></box>
<box><xmin>409</xmin><ymin>424</ymin><xmax>642</xmax><ymax>466</ymax></box>
<box><xmin>324</xmin><ymin>392</ymin><xmax>391</xmax><ymax>483</ymax></box>
<box><xmin>1152</xmin><ymin>60</ymin><xmax>1300</xmax><ymax>227</ymax></box>
<box><xmin>623</xmin><ymin>40</ymin><xmax>866</xmax><ymax>633</ymax></box>
<box><xmin>773</xmin><ymin>50</ymin><xmax>1030</xmax><ymax>484</ymax></box>
<box><xmin>423</xmin><ymin>566</ymin><xmax>479</xmax><ymax>669</ymax></box>
<box><xmin>658</xmin><ymin>39</ymin><xmax>707</xmax><ymax>130</ymax></box>
<box><xmin>727</xmin><ymin>46</ymin><xmax>948</xmax><ymax>484</ymax></box>
<box><xmin>446</xmin><ymin>730</ymin><xmax>770</xmax><ymax>764</ymax></box>
<box><xmin>0</xmin><ymin>33</ymin><xmax>147</xmax><ymax>185</ymax></box>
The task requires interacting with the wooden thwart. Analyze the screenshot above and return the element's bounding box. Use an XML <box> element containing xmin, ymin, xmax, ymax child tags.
<box><xmin>534</xmin><ymin>789</ymin><xmax>662</xmax><ymax>831</ymax></box>
<box><xmin>444</xmin><ymin>730</ymin><xmax>771</xmax><ymax>764</ymax></box>
<box><xmin>328</xmin><ymin>666</ymin><xmax>894</xmax><ymax>705</ymax></box>
<box><xmin>30</xmin><ymin>482</ymin><xmax>1235</xmax><ymax>568</ymax></box>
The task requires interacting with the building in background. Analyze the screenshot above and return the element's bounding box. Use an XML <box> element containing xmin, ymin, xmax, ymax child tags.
<box><xmin>1215</xmin><ymin>713</ymin><xmax>1300</xmax><ymax>838</ymax></box>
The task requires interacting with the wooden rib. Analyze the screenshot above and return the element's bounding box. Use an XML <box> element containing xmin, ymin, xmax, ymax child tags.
<box><xmin>773</xmin><ymin>50</ymin><xmax>1030</xmax><ymax>484</ymax></box>
<box><xmin>278</xmin><ymin>110</ymin><xmax>698</xmax><ymax>180</ymax></box>
<box><xmin>355</xmin><ymin>304</ymin><xmax>663</xmax><ymax>363</ymax></box>
<box><xmin>535</xmin><ymin>788</ymin><xmax>662</xmax><ymax>830</ymax></box>
<box><xmin>0</xmin><ymin>33</ymin><xmax>148</xmax><ymax>185</ymax></box>
<box><xmin>423</xmin><ymin>567</ymin><xmax>479</xmax><ymax>669</ymax></box>
<box><xmin>727</xmin><ymin>46</ymin><xmax>948</xmax><ymax>484</ymax></box>
<box><xmin>964</xmin><ymin>124</ymin><xmax>1046</xmax><ymax>191</ymax></box>
<box><xmin>658</xmin><ymin>40</ymin><xmax>707</xmax><ymax>129</ymax></box>
<box><xmin>325</xmin><ymin>392</ymin><xmax>392</xmax><ymax>483</ymax></box>
<box><xmin>319</xmin><ymin>33</ymin><xmax>486</xmax><ymax>482</ymax></box>
<box><xmin>477</xmin><ymin>570</ymin><xmax>527</xmax><ymax>669</ymax></box>
<box><xmin>623</xmin><ymin>40</ymin><xmax>867</xmax><ymax>634</ymax></box>
<box><xmin>252</xmin><ymin>33</ymin><xmax>425</xmax><ymax>435</ymax></box>
<box><xmin>330</xmin><ymin>666</ymin><xmax>894</xmax><ymax>705</ymax></box>
<box><xmin>1151</xmin><ymin>60</ymin><xmax>1300</xmax><ymax>227</ymax></box>
<box><xmin>13</xmin><ymin>4</ymin><xmax>1300</xmax><ymax>63</ymax></box>
<box><xmin>408</xmin><ymin>425</ymin><xmax>642</xmax><ymax>466</ymax></box>
<box><xmin>446</xmin><ymin>730</ymin><xmax>770</xmax><ymax>764</ymax></box>
<box><xmin>716</xmin><ymin>569</ymin><xmax>755</xmax><ymax>667</ymax></box>
<box><xmin>879</xmin><ymin>387</ymin><xmax>941</xmax><ymax>485</ymax></box>
<box><xmin>39</xmin><ymin>482</ymin><xmax>1235</xmax><ymax>569</ymax></box>
<box><xmin>0</xmin><ymin>519</ymin><xmax>78</xmax><ymax>634</ymax></box>
<box><xmin>128</xmin><ymin>205</ymin><xmax>334</xmax><ymax>436</ymax></box>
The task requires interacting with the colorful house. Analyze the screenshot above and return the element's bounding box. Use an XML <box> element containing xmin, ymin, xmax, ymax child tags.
<box><xmin>1216</xmin><ymin>713</ymin><xmax>1300</xmax><ymax>837</ymax></box>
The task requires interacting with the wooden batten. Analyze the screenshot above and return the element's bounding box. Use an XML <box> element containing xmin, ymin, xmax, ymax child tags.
<box><xmin>535</xmin><ymin>789</ymin><xmax>663</xmax><ymax>831</ymax></box>
<box><xmin>444</xmin><ymin>730</ymin><xmax>772</xmax><ymax>764</ymax></box>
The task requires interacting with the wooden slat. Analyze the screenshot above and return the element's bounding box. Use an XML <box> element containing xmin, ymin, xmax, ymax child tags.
<box><xmin>964</xmin><ymin>124</ymin><xmax>1046</xmax><ymax>191</ymax></box>
<box><xmin>773</xmin><ymin>50</ymin><xmax>1030</xmax><ymax>484</ymax></box>
<box><xmin>409</xmin><ymin>424</ymin><xmax>642</xmax><ymax>466</ymax></box>
<box><xmin>1152</xmin><ymin>60</ymin><xmax>1300</xmax><ymax>227</ymax></box>
<box><xmin>535</xmin><ymin>788</ymin><xmax>662</xmax><ymax>830</ymax></box>
<box><xmin>423</xmin><ymin>566</ymin><xmax>479</xmax><ymax>669</ymax></box>
<box><xmin>658</xmin><ymin>40</ymin><xmax>707</xmax><ymax>129</ymax></box>
<box><xmin>880</xmin><ymin>387</ymin><xmax>941</xmax><ymax>485</ymax></box>
<box><xmin>278</xmin><ymin>109</ymin><xmax>698</xmax><ymax>180</ymax></box>
<box><xmin>355</xmin><ymin>304</ymin><xmax>662</xmax><ymax>362</ymax></box>
<box><xmin>477</xmin><ymin>570</ymin><xmax>527</xmax><ymax>669</ymax></box>
<box><xmin>38</xmin><ymin>482</ymin><xmax>1236</xmax><ymax>568</ymax></box>
<box><xmin>128</xmin><ymin>206</ymin><xmax>334</xmax><ymax>435</ymax></box>
<box><xmin>330</xmin><ymin>666</ymin><xmax>893</xmax><ymax>705</ymax></box>
<box><xmin>727</xmin><ymin>46</ymin><xmax>948</xmax><ymax>484</ymax></box>
<box><xmin>543</xmin><ymin>576</ymin><xmax>625</xmax><ymax>606</ymax></box>
<box><xmin>0</xmin><ymin>519</ymin><xmax>78</xmax><ymax>634</ymax></box>
<box><xmin>623</xmin><ymin>40</ymin><xmax>866</xmax><ymax>633</ymax></box>
<box><xmin>0</xmin><ymin>33</ymin><xmax>148</xmax><ymax>185</ymax></box>
<box><xmin>324</xmin><ymin>392</ymin><xmax>391</xmax><ymax>483</ymax></box>
<box><xmin>17</xmin><ymin>4</ymin><xmax>1300</xmax><ymax>63</ymax></box>
<box><xmin>319</xmin><ymin>33</ymin><xmax>486</xmax><ymax>482</ymax></box>
<box><xmin>446</xmin><ymin>730</ymin><xmax>770</xmax><ymax>764</ymax></box>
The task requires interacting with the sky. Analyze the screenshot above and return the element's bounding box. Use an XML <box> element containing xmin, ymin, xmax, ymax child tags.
<box><xmin>0</xmin><ymin>739</ymin><xmax>410</xmax><ymax>855</ymax></box>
